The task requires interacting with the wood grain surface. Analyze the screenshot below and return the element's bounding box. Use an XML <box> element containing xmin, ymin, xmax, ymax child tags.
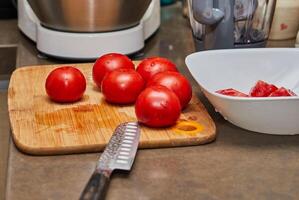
<box><xmin>8</xmin><ymin>63</ymin><xmax>216</xmax><ymax>155</ymax></box>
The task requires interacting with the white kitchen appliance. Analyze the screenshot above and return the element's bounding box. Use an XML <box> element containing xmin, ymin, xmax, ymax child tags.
<box><xmin>18</xmin><ymin>0</ymin><xmax>160</xmax><ymax>60</ymax></box>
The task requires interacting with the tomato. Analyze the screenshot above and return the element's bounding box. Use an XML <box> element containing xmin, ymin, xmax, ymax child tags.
<box><xmin>249</xmin><ymin>80</ymin><xmax>278</xmax><ymax>97</ymax></box>
<box><xmin>92</xmin><ymin>53</ymin><xmax>135</xmax><ymax>88</ymax></box>
<box><xmin>216</xmin><ymin>88</ymin><xmax>248</xmax><ymax>97</ymax></box>
<box><xmin>45</xmin><ymin>66</ymin><xmax>86</xmax><ymax>103</ymax></box>
<box><xmin>101</xmin><ymin>68</ymin><xmax>145</xmax><ymax>104</ymax></box>
<box><xmin>269</xmin><ymin>87</ymin><xmax>296</xmax><ymax>97</ymax></box>
<box><xmin>135</xmin><ymin>86</ymin><xmax>181</xmax><ymax>127</ymax></box>
<box><xmin>136</xmin><ymin>57</ymin><xmax>178</xmax><ymax>83</ymax></box>
<box><xmin>147</xmin><ymin>71</ymin><xmax>192</xmax><ymax>109</ymax></box>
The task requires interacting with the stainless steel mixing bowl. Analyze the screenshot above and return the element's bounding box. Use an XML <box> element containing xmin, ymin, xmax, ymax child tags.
<box><xmin>27</xmin><ymin>0</ymin><xmax>152</xmax><ymax>32</ymax></box>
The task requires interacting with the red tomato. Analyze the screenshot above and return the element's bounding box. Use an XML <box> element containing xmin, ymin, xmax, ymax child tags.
<box><xmin>136</xmin><ymin>57</ymin><xmax>178</xmax><ymax>83</ymax></box>
<box><xmin>101</xmin><ymin>68</ymin><xmax>145</xmax><ymax>104</ymax></box>
<box><xmin>135</xmin><ymin>86</ymin><xmax>181</xmax><ymax>127</ymax></box>
<box><xmin>216</xmin><ymin>88</ymin><xmax>249</xmax><ymax>97</ymax></box>
<box><xmin>250</xmin><ymin>80</ymin><xmax>278</xmax><ymax>97</ymax></box>
<box><xmin>92</xmin><ymin>53</ymin><xmax>135</xmax><ymax>88</ymax></box>
<box><xmin>269</xmin><ymin>87</ymin><xmax>296</xmax><ymax>97</ymax></box>
<box><xmin>45</xmin><ymin>66</ymin><xmax>86</xmax><ymax>103</ymax></box>
<box><xmin>147</xmin><ymin>71</ymin><xmax>192</xmax><ymax>109</ymax></box>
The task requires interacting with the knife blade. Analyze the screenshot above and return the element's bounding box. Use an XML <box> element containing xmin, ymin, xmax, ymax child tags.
<box><xmin>79</xmin><ymin>122</ymin><xmax>140</xmax><ymax>200</ymax></box>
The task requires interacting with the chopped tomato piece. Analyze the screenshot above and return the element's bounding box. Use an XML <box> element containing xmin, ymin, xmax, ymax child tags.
<box><xmin>250</xmin><ymin>80</ymin><xmax>278</xmax><ymax>97</ymax></box>
<box><xmin>269</xmin><ymin>87</ymin><xmax>297</xmax><ymax>97</ymax></box>
<box><xmin>216</xmin><ymin>88</ymin><xmax>248</xmax><ymax>97</ymax></box>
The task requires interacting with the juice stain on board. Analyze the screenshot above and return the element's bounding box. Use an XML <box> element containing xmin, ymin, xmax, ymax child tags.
<box><xmin>35</xmin><ymin>103</ymin><xmax>135</xmax><ymax>135</ymax></box>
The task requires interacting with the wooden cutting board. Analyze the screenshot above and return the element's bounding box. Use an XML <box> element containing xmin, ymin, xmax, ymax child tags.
<box><xmin>8</xmin><ymin>63</ymin><xmax>216</xmax><ymax>155</ymax></box>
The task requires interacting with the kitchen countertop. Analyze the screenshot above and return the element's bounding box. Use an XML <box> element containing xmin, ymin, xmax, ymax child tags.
<box><xmin>2</xmin><ymin>2</ymin><xmax>299</xmax><ymax>200</ymax></box>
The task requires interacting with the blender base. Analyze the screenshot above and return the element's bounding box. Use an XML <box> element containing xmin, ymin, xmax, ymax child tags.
<box><xmin>36</xmin><ymin>24</ymin><xmax>145</xmax><ymax>60</ymax></box>
<box><xmin>234</xmin><ymin>41</ymin><xmax>267</xmax><ymax>48</ymax></box>
<box><xmin>18</xmin><ymin>0</ymin><xmax>160</xmax><ymax>60</ymax></box>
<box><xmin>193</xmin><ymin>36</ymin><xmax>267</xmax><ymax>51</ymax></box>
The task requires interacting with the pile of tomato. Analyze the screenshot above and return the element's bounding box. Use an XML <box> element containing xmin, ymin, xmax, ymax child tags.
<box><xmin>216</xmin><ymin>80</ymin><xmax>297</xmax><ymax>97</ymax></box>
<box><xmin>45</xmin><ymin>53</ymin><xmax>192</xmax><ymax>128</ymax></box>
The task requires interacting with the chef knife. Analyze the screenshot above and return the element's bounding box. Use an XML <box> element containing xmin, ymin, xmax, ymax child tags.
<box><xmin>79</xmin><ymin>122</ymin><xmax>141</xmax><ymax>200</ymax></box>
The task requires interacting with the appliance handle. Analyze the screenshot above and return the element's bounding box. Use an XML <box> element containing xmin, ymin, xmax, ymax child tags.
<box><xmin>192</xmin><ymin>0</ymin><xmax>224</xmax><ymax>25</ymax></box>
<box><xmin>192</xmin><ymin>0</ymin><xmax>235</xmax><ymax>50</ymax></box>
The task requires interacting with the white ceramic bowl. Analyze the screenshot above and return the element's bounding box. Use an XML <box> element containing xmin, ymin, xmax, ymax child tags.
<box><xmin>185</xmin><ymin>48</ymin><xmax>299</xmax><ymax>135</ymax></box>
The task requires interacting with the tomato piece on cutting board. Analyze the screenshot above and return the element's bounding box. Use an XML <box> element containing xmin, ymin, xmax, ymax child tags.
<box><xmin>136</xmin><ymin>57</ymin><xmax>178</xmax><ymax>83</ymax></box>
<box><xmin>135</xmin><ymin>85</ymin><xmax>181</xmax><ymax>127</ymax></box>
<box><xmin>45</xmin><ymin>66</ymin><xmax>86</xmax><ymax>103</ymax></box>
<box><xmin>101</xmin><ymin>68</ymin><xmax>145</xmax><ymax>104</ymax></box>
<box><xmin>92</xmin><ymin>53</ymin><xmax>135</xmax><ymax>88</ymax></box>
<box><xmin>147</xmin><ymin>71</ymin><xmax>192</xmax><ymax>109</ymax></box>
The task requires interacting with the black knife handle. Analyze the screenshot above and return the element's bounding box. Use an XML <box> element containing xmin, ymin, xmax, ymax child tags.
<box><xmin>79</xmin><ymin>171</ymin><xmax>110</xmax><ymax>200</ymax></box>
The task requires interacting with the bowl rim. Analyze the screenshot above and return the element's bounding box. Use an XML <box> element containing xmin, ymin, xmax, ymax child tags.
<box><xmin>185</xmin><ymin>48</ymin><xmax>299</xmax><ymax>101</ymax></box>
<box><xmin>185</xmin><ymin>48</ymin><xmax>299</xmax><ymax>58</ymax></box>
